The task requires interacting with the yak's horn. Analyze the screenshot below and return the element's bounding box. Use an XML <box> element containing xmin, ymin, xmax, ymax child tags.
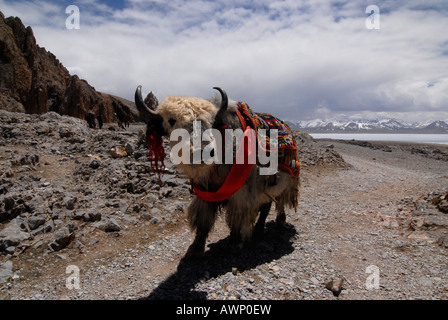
<box><xmin>135</xmin><ymin>85</ymin><xmax>162</xmax><ymax>121</ymax></box>
<box><xmin>212</xmin><ymin>87</ymin><xmax>228</xmax><ymax>129</ymax></box>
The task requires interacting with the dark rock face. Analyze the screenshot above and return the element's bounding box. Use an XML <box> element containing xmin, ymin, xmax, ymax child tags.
<box><xmin>0</xmin><ymin>11</ymin><xmax>138</xmax><ymax>124</ymax></box>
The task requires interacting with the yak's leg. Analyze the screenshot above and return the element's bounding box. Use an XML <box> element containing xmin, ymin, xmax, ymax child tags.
<box><xmin>228</xmin><ymin>229</ymin><xmax>242</xmax><ymax>248</ymax></box>
<box><xmin>227</xmin><ymin>207</ymin><xmax>259</xmax><ymax>248</ymax></box>
<box><xmin>186</xmin><ymin>230</ymin><xmax>209</xmax><ymax>259</ymax></box>
<box><xmin>253</xmin><ymin>202</ymin><xmax>272</xmax><ymax>240</ymax></box>
<box><xmin>227</xmin><ymin>213</ymin><xmax>246</xmax><ymax>249</ymax></box>
<box><xmin>185</xmin><ymin>198</ymin><xmax>218</xmax><ymax>258</ymax></box>
<box><xmin>275</xmin><ymin>199</ymin><xmax>286</xmax><ymax>225</ymax></box>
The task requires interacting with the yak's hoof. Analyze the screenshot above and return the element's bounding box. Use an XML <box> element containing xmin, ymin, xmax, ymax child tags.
<box><xmin>275</xmin><ymin>213</ymin><xmax>286</xmax><ymax>225</ymax></box>
<box><xmin>227</xmin><ymin>241</ymin><xmax>244</xmax><ymax>251</ymax></box>
<box><xmin>227</xmin><ymin>232</ymin><xmax>243</xmax><ymax>251</ymax></box>
<box><xmin>252</xmin><ymin>228</ymin><xmax>264</xmax><ymax>241</ymax></box>
<box><xmin>184</xmin><ymin>244</ymin><xmax>205</xmax><ymax>260</ymax></box>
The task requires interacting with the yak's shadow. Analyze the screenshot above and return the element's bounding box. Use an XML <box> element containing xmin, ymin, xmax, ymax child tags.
<box><xmin>142</xmin><ymin>221</ymin><xmax>297</xmax><ymax>300</ymax></box>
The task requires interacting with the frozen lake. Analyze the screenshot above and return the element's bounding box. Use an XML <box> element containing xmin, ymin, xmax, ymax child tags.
<box><xmin>309</xmin><ymin>133</ymin><xmax>448</xmax><ymax>145</ymax></box>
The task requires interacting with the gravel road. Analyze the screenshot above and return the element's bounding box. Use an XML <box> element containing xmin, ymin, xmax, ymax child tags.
<box><xmin>1</xmin><ymin>110</ymin><xmax>447</xmax><ymax>300</ymax></box>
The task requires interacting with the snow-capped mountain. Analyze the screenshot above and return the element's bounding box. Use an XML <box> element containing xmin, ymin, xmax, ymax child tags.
<box><xmin>290</xmin><ymin>118</ymin><xmax>448</xmax><ymax>133</ymax></box>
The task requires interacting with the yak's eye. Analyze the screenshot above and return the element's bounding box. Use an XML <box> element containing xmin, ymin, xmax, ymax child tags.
<box><xmin>168</xmin><ymin>118</ymin><xmax>176</xmax><ymax>127</ymax></box>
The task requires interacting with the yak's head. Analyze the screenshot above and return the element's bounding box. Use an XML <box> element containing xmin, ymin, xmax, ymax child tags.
<box><xmin>135</xmin><ymin>86</ymin><xmax>229</xmax><ymax>181</ymax></box>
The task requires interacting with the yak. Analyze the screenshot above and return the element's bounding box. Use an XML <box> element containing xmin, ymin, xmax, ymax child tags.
<box><xmin>135</xmin><ymin>86</ymin><xmax>300</xmax><ymax>258</ymax></box>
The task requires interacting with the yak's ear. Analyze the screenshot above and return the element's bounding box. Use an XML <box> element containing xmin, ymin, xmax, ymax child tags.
<box><xmin>224</xmin><ymin>100</ymin><xmax>238</xmax><ymax>112</ymax></box>
<box><xmin>135</xmin><ymin>85</ymin><xmax>163</xmax><ymax>122</ymax></box>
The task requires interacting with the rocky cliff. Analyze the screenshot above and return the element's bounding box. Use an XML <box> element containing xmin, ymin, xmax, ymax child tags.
<box><xmin>0</xmin><ymin>11</ymin><xmax>138</xmax><ymax>123</ymax></box>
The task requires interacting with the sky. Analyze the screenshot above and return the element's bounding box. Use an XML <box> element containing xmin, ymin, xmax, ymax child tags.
<box><xmin>1</xmin><ymin>0</ymin><xmax>448</xmax><ymax>123</ymax></box>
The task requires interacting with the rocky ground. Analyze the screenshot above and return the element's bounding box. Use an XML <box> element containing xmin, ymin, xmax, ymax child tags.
<box><xmin>1</xmin><ymin>109</ymin><xmax>448</xmax><ymax>300</ymax></box>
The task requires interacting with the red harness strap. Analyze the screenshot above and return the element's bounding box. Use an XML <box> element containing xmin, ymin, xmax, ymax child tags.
<box><xmin>193</xmin><ymin>125</ymin><xmax>255</xmax><ymax>202</ymax></box>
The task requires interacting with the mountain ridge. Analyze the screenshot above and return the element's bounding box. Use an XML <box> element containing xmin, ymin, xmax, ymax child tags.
<box><xmin>287</xmin><ymin>118</ymin><xmax>448</xmax><ymax>133</ymax></box>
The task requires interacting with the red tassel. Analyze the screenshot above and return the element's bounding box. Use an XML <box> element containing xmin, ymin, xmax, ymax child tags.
<box><xmin>147</xmin><ymin>129</ymin><xmax>165</xmax><ymax>180</ymax></box>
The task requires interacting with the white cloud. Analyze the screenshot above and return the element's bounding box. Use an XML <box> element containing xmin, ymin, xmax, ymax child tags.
<box><xmin>1</xmin><ymin>0</ymin><xmax>448</xmax><ymax>122</ymax></box>
<box><xmin>0</xmin><ymin>0</ymin><xmax>63</xmax><ymax>27</ymax></box>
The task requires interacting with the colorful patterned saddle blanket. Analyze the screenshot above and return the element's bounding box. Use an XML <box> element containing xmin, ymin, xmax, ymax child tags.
<box><xmin>236</xmin><ymin>102</ymin><xmax>300</xmax><ymax>177</ymax></box>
